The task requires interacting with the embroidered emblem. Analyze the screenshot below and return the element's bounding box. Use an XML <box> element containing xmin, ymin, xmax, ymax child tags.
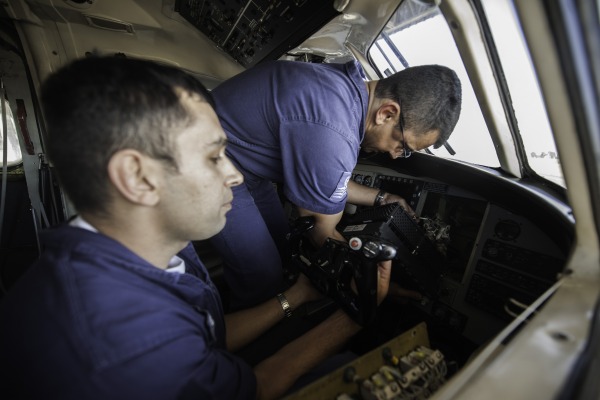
<box><xmin>330</xmin><ymin>171</ymin><xmax>351</xmax><ymax>201</ymax></box>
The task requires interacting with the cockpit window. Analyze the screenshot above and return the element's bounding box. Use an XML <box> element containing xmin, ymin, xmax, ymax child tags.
<box><xmin>368</xmin><ymin>1</ymin><xmax>498</xmax><ymax>168</ymax></box>
<box><xmin>481</xmin><ymin>0</ymin><xmax>563</xmax><ymax>187</ymax></box>
<box><xmin>369</xmin><ymin>0</ymin><xmax>565</xmax><ymax>188</ymax></box>
<box><xmin>0</xmin><ymin>100</ymin><xmax>23</xmax><ymax>168</ymax></box>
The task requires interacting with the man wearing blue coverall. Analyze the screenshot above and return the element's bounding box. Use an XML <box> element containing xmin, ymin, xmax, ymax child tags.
<box><xmin>210</xmin><ymin>60</ymin><xmax>462</xmax><ymax>309</ymax></box>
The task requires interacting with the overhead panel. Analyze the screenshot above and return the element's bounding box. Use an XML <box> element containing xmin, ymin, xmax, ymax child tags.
<box><xmin>174</xmin><ymin>0</ymin><xmax>339</xmax><ymax>67</ymax></box>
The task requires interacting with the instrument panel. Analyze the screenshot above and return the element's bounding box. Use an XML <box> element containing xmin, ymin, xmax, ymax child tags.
<box><xmin>349</xmin><ymin>164</ymin><xmax>567</xmax><ymax>345</ymax></box>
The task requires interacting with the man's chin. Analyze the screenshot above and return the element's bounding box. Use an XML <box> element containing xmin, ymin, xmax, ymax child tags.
<box><xmin>194</xmin><ymin>219</ymin><xmax>226</xmax><ymax>241</ymax></box>
<box><xmin>212</xmin><ymin>220</ymin><xmax>227</xmax><ymax>236</ymax></box>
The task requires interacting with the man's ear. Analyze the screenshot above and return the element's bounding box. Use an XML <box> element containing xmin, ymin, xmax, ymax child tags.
<box><xmin>107</xmin><ymin>149</ymin><xmax>161</xmax><ymax>206</ymax></box>
<box><xmin>375</xmin><ymin>102</ymin><xmax>401</xmax><ymax>125</ymax></box>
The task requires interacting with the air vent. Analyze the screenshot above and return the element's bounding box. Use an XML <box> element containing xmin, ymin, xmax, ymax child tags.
<box><xmin>84</xmin><ymin>15</ymin><xmax>134</xmax><ymax>33</ymax></box>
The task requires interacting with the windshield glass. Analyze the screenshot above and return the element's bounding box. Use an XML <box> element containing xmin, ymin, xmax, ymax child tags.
<box><xmin>481</xmin><ymin>0</ymin><xmax>564</xmax><ymax>187</ymax></box>
<box><xmin>0</xmin><ymin>101</ymin><xmax>22</xmax><ymax>167</ymax></box>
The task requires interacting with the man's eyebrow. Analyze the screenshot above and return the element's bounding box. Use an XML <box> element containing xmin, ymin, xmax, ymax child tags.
<box><xmin>207</xmin><ymin>137</ymin><xmax>228</xmax><ymax>148</ymax></box>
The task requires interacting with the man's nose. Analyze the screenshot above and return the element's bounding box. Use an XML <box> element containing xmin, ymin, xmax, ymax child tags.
<box><xmin>225</xmin><ymin>158</ymin><xmax>244</xmax><ymax>187</ymax></box>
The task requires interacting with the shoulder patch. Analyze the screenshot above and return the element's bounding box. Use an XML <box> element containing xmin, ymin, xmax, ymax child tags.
<box><xmin>330</xmin><ymin>171</ymin><xmax>351</xmax><ymax>202</ymax></box>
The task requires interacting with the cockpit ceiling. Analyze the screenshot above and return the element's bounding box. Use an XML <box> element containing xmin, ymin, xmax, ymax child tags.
<box><xmin>1</xmin><ymin>0</ymin><xmax>405</xmax><ymax>82</ymax></box>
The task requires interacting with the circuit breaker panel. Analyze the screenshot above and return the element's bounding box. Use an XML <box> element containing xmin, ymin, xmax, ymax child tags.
<box><xmin>283</xmin><ymin>323</ymin><xmax>447</xmax><ymax>400</ymax></box>
<box><xmin>175</xmin><ymin>0</ymin><xmax>339</xmax><ymax>67</ymax></box>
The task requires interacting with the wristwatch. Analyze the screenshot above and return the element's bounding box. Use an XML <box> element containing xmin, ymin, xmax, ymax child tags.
<box><xmin>276</xmin><ymin>293</ymin><xmax>292</xmax><ymax>318</ymax></box>
<box><xmin>374</xmin><ymin>190</ymin><xmax>386</xmax><ymax>206</ymax></box>
<box><xmin>277</xmin><ymin>293</ymin><xmax>292</xmax><ymax>318</ymax></box>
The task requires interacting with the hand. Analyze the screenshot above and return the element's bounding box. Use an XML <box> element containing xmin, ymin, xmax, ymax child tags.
<box><xmin>286</xmin><ymin>272</ymin><xmax>323</xmax><ymax>307</ymax></box>
<box><xmin>381</xmin><ymin>193</ymin><xmax>417</xmax><ymax>219</ymax></box>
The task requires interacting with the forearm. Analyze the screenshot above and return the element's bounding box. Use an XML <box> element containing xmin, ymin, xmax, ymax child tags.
<box><xmin>347</xmin><ymin>180</ymin><xmax>380</xmax><ymax>206</ymax></box>
<box><xmin>296</xmin><ymin>208</ymin><xmax>344</xmax><ymax>247</ymax></box>
<box><xmin>307</xmin><ymin>221</ymin><xmax>346</xmax><ymax>247</ymax></box>
<box><xmin>254</xmin><ymin>310</ymin><xmax>361</xmax><ymax>400</ymax></box>
<box><xmin>225</xmin><ymin>285</ymin><xmax>308</xmax><ymax>352</ymax></box>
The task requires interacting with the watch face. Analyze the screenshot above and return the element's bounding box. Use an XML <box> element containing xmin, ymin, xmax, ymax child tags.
<box><xmin>375</xmin><ymin>191</ymin><xmax>385</xmax><ymax>206</ymax></box>
<box><xmin>277</xmin><ymin>293</ymin><xmax>292</xmax><ymax>317</ymax></box>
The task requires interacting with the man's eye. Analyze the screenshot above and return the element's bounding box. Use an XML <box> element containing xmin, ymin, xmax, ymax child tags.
<box><xmin>211</xmin><ymin>150</ymin><xmax>226</xmax><ymax>163</ymax></box>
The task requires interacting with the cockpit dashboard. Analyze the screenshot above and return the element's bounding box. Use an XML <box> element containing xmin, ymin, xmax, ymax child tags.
<box><xmin>348</xmin><ymin>158</ymin><xmax>568</xmax><ymax>347</ymax></box>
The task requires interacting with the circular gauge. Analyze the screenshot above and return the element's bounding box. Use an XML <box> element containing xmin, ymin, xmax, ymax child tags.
<box><xmin>494</xmin><ymin>219</ymin><xmax>521</xmax><ymax>241</ymax></box>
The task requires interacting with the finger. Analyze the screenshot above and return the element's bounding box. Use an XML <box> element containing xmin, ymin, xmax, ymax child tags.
<box><xmin>377</xmin><ymin>260</ymin><xmax>392</xmax><ymax>281</ymax></box>
<box><xmin>376</xmin><ymin>261</ymin><xmax>392</xmax><ymax>303</ymax></box>
<box><xmin>399</xmin><ymin>200</ymin><xmax>415</xmax><ymax>214</ymax></box>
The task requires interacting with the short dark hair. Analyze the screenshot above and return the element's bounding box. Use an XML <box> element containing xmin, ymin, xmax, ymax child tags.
<box><xmin>374</xmin><ymin>65</ymin><xmax>462</xmax><ymax>148</ymax></box>
<box><xmin>41</xmin><ymin>56</ymin><xmax>214</xmax><ymax>214</ymax></box>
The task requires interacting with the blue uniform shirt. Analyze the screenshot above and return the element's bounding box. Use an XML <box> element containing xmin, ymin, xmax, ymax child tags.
<box><xmin>213</xmin><ymin>60</ymin><xmax>369</xmax><ymax>215</ymax></box>
<box><xmin>0</xmin><ymin>225</ymin><xmax>256</xmax><ymax>399</ymax></box>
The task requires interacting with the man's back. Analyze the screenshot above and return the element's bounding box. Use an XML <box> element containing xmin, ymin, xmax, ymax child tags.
<box><xmin>213</xmin><ymin>60</ymin><xmax>368</xmax><ymax>185</ymax></box>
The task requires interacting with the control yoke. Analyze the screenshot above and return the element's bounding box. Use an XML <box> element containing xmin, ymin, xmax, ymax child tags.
<box><xmin>288</xmin><ymin>203</ymin><xmax>446</xmax><ymax>326</ymax></box>
<box><xmin>288</xmin><ymin>215</ymin><xmax>398</xmax><ymax>326</ymax></box>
